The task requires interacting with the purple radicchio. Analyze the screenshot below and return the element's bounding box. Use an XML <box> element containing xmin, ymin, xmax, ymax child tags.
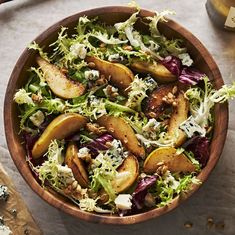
<box><xmin>179</xmin><ymin>67</ymin><xmax>206</xmax><ymax>85</ymax></box>
<box><xmin>84</xmin><ymin>133</ymin><xmax>114</xmax><ymax>156</ymax></box>
<box><xmin>183</xmin><ymin>136</ymin><xmax>210</xmax><ymax>167</ymax></box>
<box><xmin>161</xmin><ymin>55</ymin><xmax>182</xmax><ymax>77</ymax></box>
<box><xmin>132</xmin><ymin>175</ymin><xmax>158</xmax><ymax>210</ymax></box>
<box><xmin>161</xmin><ymin>56</ymin><xmax>206</xmax><ymax>85</ymax></box>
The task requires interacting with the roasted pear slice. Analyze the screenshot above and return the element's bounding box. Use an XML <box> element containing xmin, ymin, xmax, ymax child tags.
<box><xmin>65</xmin><ymin>142</ymin><xmax>89</xmax><ymax>188</ymax></box>
<box><xmin>143</xmin><ymin>147</ymin><xmax>196</xmax><ymax>174</ymax></box>
<box><xmin>85</xmin><ymin>56</ymin><xmax>134</xmax><ymax>94</ymax></box>
<box><xmin>112</xmin><ymin>155</ymin><xmax>139</xmax><ymax>193</ymax></box>
<box><xmin>130</xmin><ymin>60</ymin><xmax>177</xmax><ymax>83</ymax></box>
<box><xmin>32</xmin><ymin>113</ymin><xmax>87</xmax><ymax>159</ymax></box>
<box><xmin>144</xmin><ymin>84</ymin><xmax>176</xmax><ymax>119</ymax></box>
<box><xmin>97</xmin><ymin>115</ymin><xmax>145</xmax><ymax>158</ymax></box>
<box><xmin>167</xmin><ymin>91</ymin><xmax>188</xmax><ymax>147</ymax></box>
<box><xmin>36</xmin><ymin>57</ymin><xmax>85</xmax><ymax>99</ymax></box>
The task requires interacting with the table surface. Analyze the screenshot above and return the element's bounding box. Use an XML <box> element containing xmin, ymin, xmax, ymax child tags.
<box><xmin>1</xmin><ymin>0</ymin><xmax>235</xmax><ymax>234</ymax></box>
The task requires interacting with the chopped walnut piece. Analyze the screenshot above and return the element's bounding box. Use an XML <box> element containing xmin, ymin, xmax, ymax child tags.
<box><xmin>122</xmin><ymin>45</ymin><xmax>133</xmax><ymax>51</ymax></box>
<box><xmin>155</xmin><ymin>163</ymin><xmax>168</xmax><ymax>176</ymax></box>
<box><xmin>162</xmin><ymin>91</ymin><xmax>177</xmax><ymax>105</ymax></box>
<box><xmin>31</xmin><ymin>93</ymin><xmax>43</xmax><ymax>104</ymax></box>
<box><xmin>95</xmin><ymin>75</ymin><xmax>108</xmax><ymax>86</ymax></box>
<box><xmin>86</xmin><ymin>122</ymin><xmax>107</xmax><ymax>135</ymax></box>
<box><xmin>161</xmin><ymin>86</ymin><xmax>179</xmax><ymax>106</ymax></box>
<box><xmin>104</xmin><ymin>85</ymin><xmax>119</xmax><ymax>100</ymax></box>
<box><xmin>63</xmin><ymin>180</ymin><xmax>83</xmax><ymax>200</ymax></box>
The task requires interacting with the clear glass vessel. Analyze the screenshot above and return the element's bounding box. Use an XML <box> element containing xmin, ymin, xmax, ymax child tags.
<box><xmin>206</xmin><ymin>0</ymin><xmax>235</xmax><ymax>31</ymax></box>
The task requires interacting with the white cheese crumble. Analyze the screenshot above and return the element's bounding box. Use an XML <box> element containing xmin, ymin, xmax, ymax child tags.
<box><xmin>0</xmin><ymin>217</ymin><xmax>12</xmax><ymax>235</ymax></box>
<box><xmin>178</xmin><ymin>53</ymin><xmax>193</xmax><ymax>67</ymax></box>
<box><xmin>108</xmin><ymin>53</ymin><xmax>124</xmax><ymax>62</ymax></box>
<box><xmin>180</xmin><ymin>116</ymin><xmax>206</xmax><ymax>138</ymax></box>
<box><xmin>57</xmin><ymin>165</ymin><xmax>75</xmax><ymax>184</ymax></box>
<box><xmin>0</xmin><ymin>185</ymin><xmax>9</xmax><ymax>201</ymax></box>
<box><xmin>142</xmin><ymin>118</ymin><xmax>161</xmax><ymax>139</ymax></box>
<box><xmin>114</xmin><ymin>194</ymin><xmax>132</xmax><ymax>210</ymax></box>
<box><xmin>0</xmin><ymin>225</ymin><xmax>12</xmax><ymax>235</ymax></box>
<box><xmin>84</xmin><ymin>70</ymin><xmax>99</xmax><ymax>81</ymax></box>
<box><xmin>77</xmin><ymin>147</ymin><xmax>90</xmax><ymax>159</ymax></box>
<box><xmin>70</xmin><ymin>43</ymin><xmax>87</xmax><ymax>59</ymax></box>
<box><xmin>163</xmin><ymin>171</ymin><xmax>180</xmax><ymax>190</ymax></box>
<box><xmin>29</xmin><ymin>110</ymin><xmax>45</xmax><ymax>127</ymax></box>
<box><xmin>14</xmin><ymin>89</ymin><xmax>34</xmax><ymax>105</ymax></box>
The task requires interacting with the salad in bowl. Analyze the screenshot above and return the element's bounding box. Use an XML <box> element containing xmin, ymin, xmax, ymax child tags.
<box><xmin>13</xmin><ymin>8</ymin><xmax>235</xmax><ymax>216</ymax></box>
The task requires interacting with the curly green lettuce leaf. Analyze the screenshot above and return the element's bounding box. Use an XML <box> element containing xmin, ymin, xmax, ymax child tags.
<box><xmin>79</xmin><ymin>197</ymin><xmax>112</xmax><ymax>213</ymax></box>
<box><xmin>28</xmin><ymin>41</ymin><xmax>50</xmax><ymax>62</ymax></box>
<box><xmin>209</xmin><ymin>81</ymin><xmax>235</xmax><ymax>103</ymax></box>
<box><xmin>182</xmin><ymin>77</ymin><xmax>235</xmax><ymax>138</ymax></box>
<box><xmin>155</xmin><ymin>171</ymin><xmax>200</xmax><ymax>207</ymax></box>
<box><xmin>36</xmin><ymin>140</ymin><xmax>73</xmax><ymax>190</ymax></box>
<box><xmin>14</xmin><ymin>88</ymin><xmax>34</xmax><ymax>106</ymax></box>
<box><xmin>146</xmin><ymin>10</ymin><xmax>175</xmax><ymax>37</ymax></box>
<box><xmin>90</xmin><ymin>153</ymin><xmax>118</xmax><ymax>201</ymax></box>
<box><xmin>126</xmin><ymin>75</ymin><xmax>157</xmax><ymax>111</ymax></box>
<box><xmin>114</xmin><ymin>11</ymin><xmax>140</xmax><ymax>47</ymax></box>
<box><xmin>105</xmin><ymin>100</ymin><xmax>136</xmax><ymax>116</ymax></box>
<box><xmin>90</xmin><ymin>31</ymin><xmax>128</xmax><ymax>44</ymax></box>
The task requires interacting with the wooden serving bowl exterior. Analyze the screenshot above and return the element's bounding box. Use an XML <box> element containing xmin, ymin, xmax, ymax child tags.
<box><xmin>4</xmin><ymin>7</ymin><xmax>228</xmax><ymax>224</ymax></box>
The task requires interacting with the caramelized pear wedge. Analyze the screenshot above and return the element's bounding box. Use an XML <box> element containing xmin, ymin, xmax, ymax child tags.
<box><xmin>112</xmin><ymin>155</ymin><xmax>139</xmax><ymax>193</ymax></box>
<box><xmin>85</xmin><ymin>56</ymin><xmax>134</xmax><ymax>94</ymax></box>
<box><xmin>130</xmin><ymin>60</ymin><xmax>176</xmax><ymax>83</ymax></box>
<box><xmin>97</xmin><ymin>115</ymin><xmax>145</xmax><ymax>158</ymax></box>
<box><xmin>65</xmin><ymin>142</ymin><xmax>89</xmax><ymax>188</ymax></box>
<box><xmin>145</xmin><ymin>84</ymin><xmax>176</xmax><ymax>119</ymax></box>
<box><xmin>167</xmin><ymin>91</ymin><xmax>188</xmax><ymax>147</ymax></box>
<box><xmin>36</xmin><ymin>56</ymin><xmax>85</xmax><ymax>99</ymax></box>
<box><xmin>143</xmin><ymin>147</ymin><xmax>196</xmax><ymax>174</ymax></box>
<box><xmin>32</xmin><ymin>113</ymin><xmax>87</xmax><ymax>159</ymax></box>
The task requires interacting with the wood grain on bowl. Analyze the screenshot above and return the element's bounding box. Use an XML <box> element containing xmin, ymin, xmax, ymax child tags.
<box><xmin>4</xmin><ymin>6</ymin><xmax>228</xmax><ymax>224</ymax></box>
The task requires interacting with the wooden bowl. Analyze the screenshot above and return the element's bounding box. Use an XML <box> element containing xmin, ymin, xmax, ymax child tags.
<box><xmin>4</xmin><ymin>6</ymin><xmax>228</xmax><ymax>224</ymax></box>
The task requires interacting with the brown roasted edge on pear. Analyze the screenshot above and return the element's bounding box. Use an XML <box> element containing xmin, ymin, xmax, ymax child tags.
<box><xmin>85</xmin><ymin>56</ymin><xmax>134</xmax><ymax>94</ymax></box>
<box><xmin>32</xmin><ymin>113</ymin><xmax>87</xmax><ymax>159</ymax></box>
<box><xmin>97</xmin><ymin>114</ymin><xmax>145</xmax><ymax>158</ymax></box>
<box><xmin>36</xmin><ymin>56</ymin><xmax>85</xmax><ymax>99</ymax></box>
<box><xmin>130</xmin><ymin>60</ymin><xmax>176</xmax><ymax>83</ymax></box>
<box><xmin>144</xmin><ymin>147</ymin><xmax>196</xmax><ymax>174</ymax></box>
<box><xmin>65</xmin><ymin>142</ymin><xmax>89</xmax><ymax>188</ymax></box>
<box><xmin>5</xmin><ymin>6</ymin><xmax>227</xmax><ymax>225</ymax></box>
<box><xmin>144</xmin><ymin>84</ymin><xmax>176</xmax><ymax>119</ymax></box>
<box><xmin>167</xmin><ymin>91</ymin><xmax>189</xmax><ymax>147</ymax></box>
<box><xmin>112</xmin><ymin>154</ymin><xmax>139</xmax><ymax>193</ymax></box>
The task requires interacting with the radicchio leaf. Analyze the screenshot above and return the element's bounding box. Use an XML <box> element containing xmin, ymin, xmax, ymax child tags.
<box><xmin>161</xmin><ymin>56</ymin><xmax>206</xmax><ymax>85</ymax></box>
<box><xmin>23</xmin><ymin>132</ymin><xmax>39</xmax><ymax>161</ymax></box>
<box><xmin>161</xmin><ymin>55</ymin><xmax>182</xmax><ymax>77</ymax></box>
<box><xmin>183</xmin><ymin>136</ymin><xmax>210</xmax><ymax>167</ymax></box>
<box><xmin>179</xmin><ymin>67</ymin><xmax>206</xmax><ymax>85</ymax></box>
<box><xmin>132</xmin><ymin>175</ymin><xmax>158</xmax><ymax>210</ymax></box>
<box><xmin>84</xmin><ymin>133</ymin><xmax>114</xmax><ymax>156</ymax></box>
<box><xmin>23</xmin><ymin>132</ymin><xmax>42</xmax><ymax>180</ymax></box>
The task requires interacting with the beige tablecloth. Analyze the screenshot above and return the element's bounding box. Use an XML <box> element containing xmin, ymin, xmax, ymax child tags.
<box><xmin>0</xmin><ymin>0</ymin><xmax>235</xmax><ymax>234</ymax></box>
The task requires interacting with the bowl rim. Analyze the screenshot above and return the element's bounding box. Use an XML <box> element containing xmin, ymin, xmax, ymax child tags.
<box><xmin>4</xmin><ymin>6</ymin><xmax>228</xmax><ymax>225</ymax></box>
